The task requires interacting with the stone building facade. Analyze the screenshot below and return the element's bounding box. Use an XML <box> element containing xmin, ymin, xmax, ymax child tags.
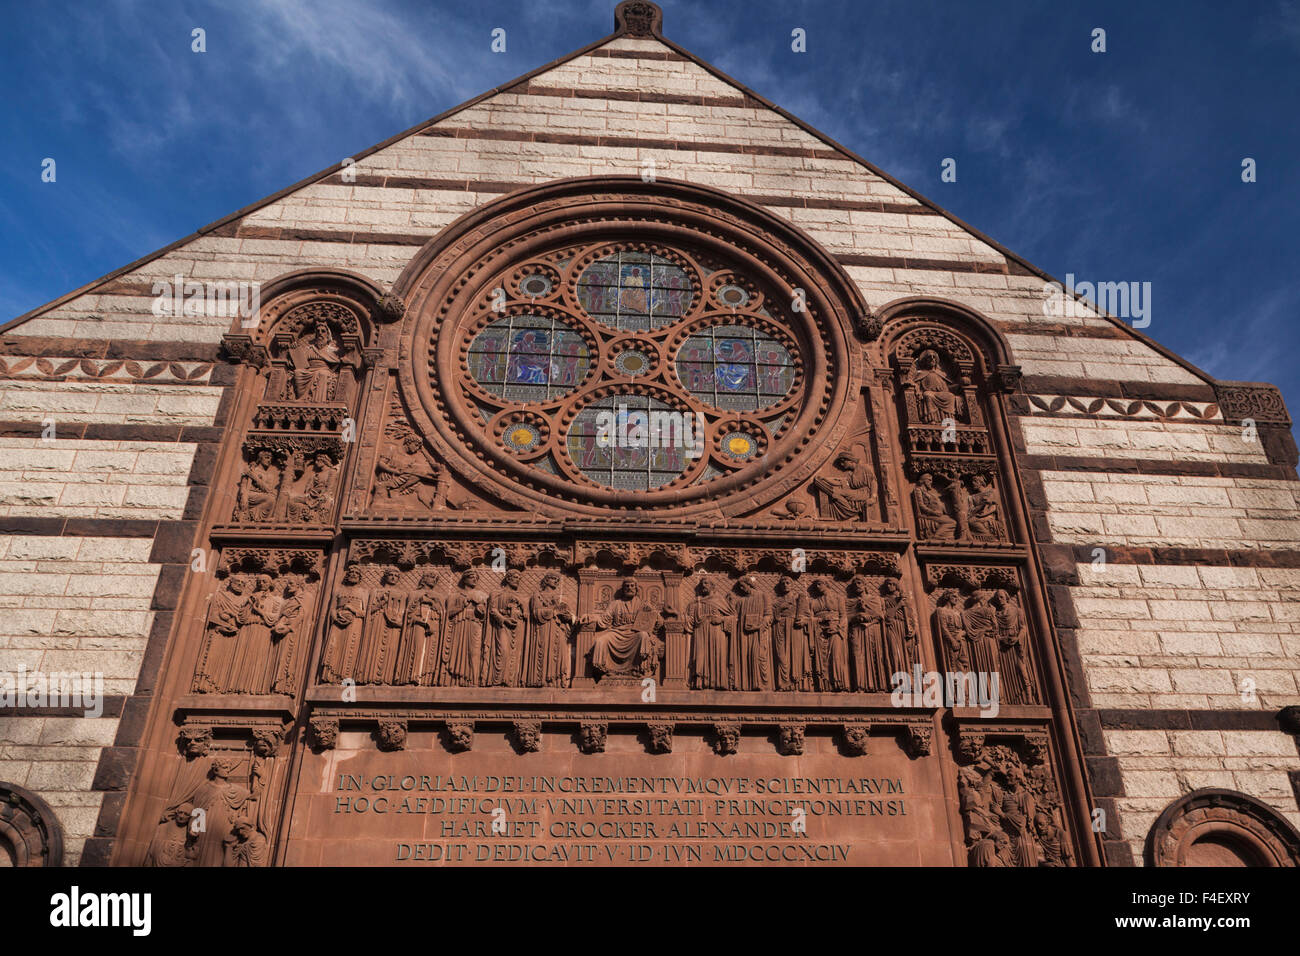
<box><xmin>1</xmin><ymin>2</ymin><xmax>1296</xmax><ymax>867</ymax></box>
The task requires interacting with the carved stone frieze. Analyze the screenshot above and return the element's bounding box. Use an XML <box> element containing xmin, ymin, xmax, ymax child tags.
<box><xmin>191</xmin><ymin>550</ymin><xmax>321</xmax><ymax>697</ymax></box>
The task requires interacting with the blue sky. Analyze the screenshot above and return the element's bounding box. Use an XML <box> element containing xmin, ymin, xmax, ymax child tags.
<box><xmin>2</xmin><ymin>0</ymin><xmax>1297</xmax><ymax>424</ymax></box>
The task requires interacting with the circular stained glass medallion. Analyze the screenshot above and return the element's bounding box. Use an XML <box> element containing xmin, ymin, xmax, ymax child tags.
<box><xmin>566</xmin><ymin>394</ymin><xmax>693</xmax><ymax>490</ymax></box>
<box><xmin>519</xmin><ymin>273</ymin><xmax>553</xmax><ymax>297</ymax></box>
<box><xmin>719</xmin><ymin>430</ymin><xmax>761</xmax><ymax>462</ymax></box>
<box><xmin>467</xmin><ymin>314</ymin><xmax>590</xmax><ymax>401</ymax></box>
<box><xmin>675</xmin><ymin>324</ymin><xmax>795</xmax><ymax>411</ymax></box>
<box><xmin>576</xmin><ymin>251</ymin><xmax>693</xmax><ymax>331</ymax></box>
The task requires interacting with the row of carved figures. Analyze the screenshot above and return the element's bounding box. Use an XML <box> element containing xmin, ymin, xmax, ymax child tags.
<box><xmin>313</xmin><ymin>570</ymin><xmax>926</xmax><ymax>694</ymax></box>
<box><xmin>190</xmin><ymin>567</ymin><xmax>1039</xmax><ymax>703</ymax></box>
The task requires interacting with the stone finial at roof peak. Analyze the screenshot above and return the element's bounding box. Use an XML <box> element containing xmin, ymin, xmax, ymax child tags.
<box><xmin>615</xmin><ymin>0</ymin><xmax>663</xmax><ymax>37</ymax></box>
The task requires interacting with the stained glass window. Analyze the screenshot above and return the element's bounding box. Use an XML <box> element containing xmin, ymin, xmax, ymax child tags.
<box><xmin>576</xmin><ymin>252</ymin><xmax>693</xmax><ymax>331</ymax></box>
<box><xmin>467</xmin><ymin>315</ymin><xmax>590</xmax><ymax>401</ymax></box>
<box><xmin>566</xmin><ymin>394</ymin><xmax>694</xmax><ymax>490</ymax></box>
<box><xmin>675</xmin><ymin>324</ymin><xmax>795</xmax><ymax>411</ymax></box>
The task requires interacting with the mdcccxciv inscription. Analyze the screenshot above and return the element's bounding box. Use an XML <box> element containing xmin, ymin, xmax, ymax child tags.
<box><xmin>333</xmin><ymin>773</ymin><xmax>906</xmax><ymax>863</ymax></box>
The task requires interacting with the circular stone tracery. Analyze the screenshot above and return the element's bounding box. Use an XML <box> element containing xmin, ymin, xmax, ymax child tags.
<box><xmin>445</xmin><ymin>237</ymin><xmax>811</xmax><ymax>495</ymax></box>
<box><xmin>404</xmin><ymin>180</ymin><xmax>863</xmax><ymax>514</ymax></box>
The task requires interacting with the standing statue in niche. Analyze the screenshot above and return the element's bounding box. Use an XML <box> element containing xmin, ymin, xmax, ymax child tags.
<box><xmin>688</xmin><ymin>575</ymin><xmax>734</xmax><ymax>690</ymax></box>
<box><xmin>225</xmin><ymin>574</ymin><xmax>280</xmax><ymax>694</ymax></box>
<box><xmin>807</xmin><ymin>577</ymin><xmax>848</xmax><ymax>692</ymax></box>
<box><xmin>994</xmin><ymin>590</ymin><xmax>1036</xmax><ymax>704</ymax></box>
<box><xmin>235</xmin><ymin>449</ymin><xmax>282</xmax><ymax>522</ymax></box>
<box><xmin>913</xmin><ymin>473</ymin><xmax>956</xmax><ymax>539</ymax></box>
<box><xmin>771</xmin><ymin>572</ymin><xmax>813</xmax><ymax>692</ymax></box>
<box><xmin>967</xmin><ymin>474</ymin><xmax>1004</xmax><ymax>540</ymax></box>
<box><xmin>283</xmin><ymin>451</ymin><xmax>337</xmax><ymax>523</ymax></box>
<box><xmin>319</xmin><ymin>566</ymin><xmax>367</xmax><ymax>683</ymax></box>
<box><xmin>733</xmin><ymin>575</ymin><xmax>772</xmax><ymax>691</ymax></box>
<box><xmin>847</xmin><ymin>575</ymin><xmax>886</xmax><ymax>693</ymax></box>
<box><xmin>811</xmin><ymin>449</ymin><xmax>877</xmax><ymax>522</ymax></box>
<box><xmin>288</xmin><ymin>321</ymin><xmax>350</xmax><ymax>402</ymax></box>
<box><xmin>401</xmin><ymin>573</ymin><xmax>445</xmax><ymax>687</ymax></box>
<box><xmin>958</xmin><ymin>766</ymin><xmax>1003</xmax><ymax>867</ymax></box>
<box><xmin>933</xmin><ymin>589</ymin><xmax>969</xmax><ymax>672</ymax></box>
<box><xmin>527</xmin><ymin>571</ymin><xmax>574</xmax><ymax>688</ymax></box>
<box><xmin>950</xmin><ymin>476</ymin><xmax>971</xmax><ymax>540</ymax></box>
<box><xmin>356</xmin><ymin>568</ymin><xmax>408</xmax><ymax>686</ymax></box>
<box><xmin>486</xmin><ymin>569</ymin><xmax>528</xmax><ymax>687</ymax></box>
<box><xmin>996</xmin><ymin>759</ymin><xmax>1039</xmax><ymax>867</ymax></box>
<box><xmin>907</xmin><ymin>349</ymin><xmax>963</xmax><ymax>424</ymax></box>
<box><xmin>588</xmin><ymin>579</ymin><xmax>663</xmax><ymax>679</ymax></box>
<box><xmin>373</xmin><ymin>427</ymin><xmax>453</xmax><ymax>511</ymax></box>
<box><xmin>962</xmin><ymin>589</ymin><xmax>999</xmax><ymax>677</ymax></box>
<box><xmin>444</xmin><ymin>569</ymin><xmax>488</xmax><ymax>686</ymax></box>
<box><xmin>168</xmin><ymin>758</ymin><xmax>254</xmax><ymax>868</ymax></box>
<box><xmin>192</xmin><ymin>575</ymin><xmax>250</xmax><ymax>693</ymax></box>
<box><xmin>267</xmin><ymin>576</ymin><xmax>307</xmax><ymax>694</ymax></box>
<box><xmin>881</xmin><ymin>579</ymin><xmax>918</xmax><ymax>679</ymax></box>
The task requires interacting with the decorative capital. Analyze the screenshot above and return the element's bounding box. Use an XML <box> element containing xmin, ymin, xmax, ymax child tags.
<box><xmin>902</xmin><ymin>724</ymin><xmax>933</xmax><ymax>758</ymax></box>
<box><xmin>842</xmin><ymin>723</ymin><xmax>870</xmax><ymax>756</ymax></box>
<box><xmin>513</xmin><ymin>719</ymin><xmax>542</xmax><ymax>753</ymax></box>
<box><xmin>446</xmin><ymin>720</ymin><xmax>474</xmax><ymax>752</ymax></box>
<box><xmin>220</xmin><ymin>333</ymin><xmax>269</xmax><ymax>369</ymax></box>
<box><xmin>712</xmin><ymin>722</ymin><xmax>740</xmax><ymax>756</ymax></box>
<box><xmin>993</xmin><ymin>363</ymin><xmax>1023</xmax><ymax>392</ymax></box>
<box><xmin>179</xmin><ymin>726</ymin><xmax>212</xmax><ymax>759</ymax></box>
<box><xmin>778</xmin><ymin>723</ymin><xmax>806</xmax><ymax>756</ymax></box>
<box><xmin>615</xmin><ymin>0</ymin><xmax>662</xmax><ymax>37</ymax></box>
<box><xmin>647</xmin><ymin>721</ymin><xmax>674</xmax><ymax>754</ymax></box>
<box><xmin>251</xmin><ymin>727</ymin><xmax>285</xmax><ymax>757</ymax></box>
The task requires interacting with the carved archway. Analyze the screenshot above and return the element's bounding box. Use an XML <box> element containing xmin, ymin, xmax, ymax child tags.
<box><xmin>0</xmin><ymin>783</ymin><xmax>63</xmax><ymax>867</ymax></box>
<box><xmin>1147</xmin><ymin>788</ymin><xmax>1300</xmax><ymax>867</ymax></box>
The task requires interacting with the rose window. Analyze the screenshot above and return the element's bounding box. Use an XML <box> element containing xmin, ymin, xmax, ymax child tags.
<box><xmin>418</xmin><ymin>228</ymin><xmax>834</xmax><ymax>509</ymax></box>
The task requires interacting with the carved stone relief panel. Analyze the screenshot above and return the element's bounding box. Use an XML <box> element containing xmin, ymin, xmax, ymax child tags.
<box><xmin>190</xmin><ymin>549</ymin><xmax>322</xmax><ymax>698</ymax></box>
<box><xmin>144</xmin><ymin>720</ymin><xmax>288</xmax><ymax>868</ymax></box>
